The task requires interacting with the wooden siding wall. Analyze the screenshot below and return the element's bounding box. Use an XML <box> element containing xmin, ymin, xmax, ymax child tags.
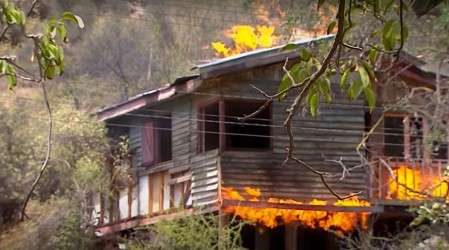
<box><xmin>130</xmin><ymin>126</ymin><xmax>142</xmax><ymax>168</ymax></box>
<box><xmin>101</xmin><ymin>95</ymin><xmax>220</xmax><ymax>226</ymax></box>
<box><xmin>191</xmin><ymin>149</ymin><xmax>220</xmax><ymax>206</ymax></box>
<box><xmin>212</xmin><ymin>64</ymin><xmax>367</xmax><ymax>202</ymax></box>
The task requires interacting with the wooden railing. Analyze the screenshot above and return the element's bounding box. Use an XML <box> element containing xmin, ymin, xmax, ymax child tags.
<box><xmin>369</xmin><ymin>157</ymin><xmax>449</xmax><ymax>203</ymax></box>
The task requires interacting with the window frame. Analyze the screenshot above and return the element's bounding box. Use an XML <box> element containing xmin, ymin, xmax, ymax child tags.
<box><xmin>141</xmin><ymin>113</ymin><xmax>173</xmax><ymax>168</ymax></box>
<box><xmin>197</xmin><ymin>98</ymin><xmax>272</xmax><ymax>153</ymax></box>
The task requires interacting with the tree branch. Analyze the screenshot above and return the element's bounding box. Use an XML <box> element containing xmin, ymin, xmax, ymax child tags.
<box><xmin>0</xmin><ymin>0</ymin><xmax>39</xmax><ymax>42</ymax></box>
<box><xmin>19</xmin><ymin>32</ymin><xmax>52</xmax><ymax>220</ymax></box>
<box><xmin>283</xmin><ymin>0</ymin><xmax>346</xmax><ymax>161</ymax></box>
<box><xmin>291</xmin><ymin>156</ymin><xmax>363</xmax><ymax>200</ymax></box>
<box><xmin>19</xmin><ymin>81</ymin><xmax>52</xmax><ymax>220</ymax></box>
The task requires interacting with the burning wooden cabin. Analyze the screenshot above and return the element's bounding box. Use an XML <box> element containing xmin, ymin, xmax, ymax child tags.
<box><xmin>94</xmin><ymin>35</ymin><xmax>444</xmax><ymax>249</ymax></box>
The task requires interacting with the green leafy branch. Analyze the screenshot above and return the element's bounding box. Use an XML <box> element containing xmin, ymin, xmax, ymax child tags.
<box><xmin>0</xmin><ymin>0</ymin><xmax>84</xmax><ymax>220</ymax></box>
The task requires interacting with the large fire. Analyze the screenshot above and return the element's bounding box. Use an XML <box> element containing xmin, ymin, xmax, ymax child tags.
<box><xmin>211</xmin><ymin>4</ymin><xmax>281</xmax><ymax>58</ymax></box>
<box><xmin>222</xmin><ymin>187</ymin><xmax>370</xmax><ymax>234</ymax></box>
<box><xmin>211</xmin><ymin>25</ymin><xmax>278</xmax><ymax>58</ymax></box>
<box><xmin>388</xmin><ymin>165</ymin><xmax>449</xmax><ymax>200</ymax></box>
<box><xmin>211</xmin><ymin>3</ymin><xmax>336</xmax><ymax>58</ymax></box>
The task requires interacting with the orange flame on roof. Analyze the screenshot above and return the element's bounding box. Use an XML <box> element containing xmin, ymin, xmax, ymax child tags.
<box><xmin>211</xmin><ymin>25</ymin><xmax>279</xmax><ymax>58</ymax></box>
<box><xmin>222</xmin><ymin>187</ymin><xmax>370</xmax><ymax>235</ymax></box>
<box><xmin>388</xmin><ymin>165</ymin><xmax>449</xmax><ymax>200</ymax></box>
<box><xmin>211</xmin><ymin>4</ymin><xmax>282</xmax><ymax>58</ymax></box>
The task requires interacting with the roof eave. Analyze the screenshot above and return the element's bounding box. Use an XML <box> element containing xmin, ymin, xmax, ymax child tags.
<box><xmin>97</xmin><ymin>76</ymin><xmax>200</xmax><ymax>121</ymax></box>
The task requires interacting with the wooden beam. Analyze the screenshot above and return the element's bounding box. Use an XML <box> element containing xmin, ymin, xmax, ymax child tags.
<box><xmin>222</xmin><ymin>200</ymin><xmax>384</xmax><ymax>213</ymax></box>
<box><xmin>167</xmin><ymin>174</ymin><xmax>191</xmax><ymax>185</ymax></box>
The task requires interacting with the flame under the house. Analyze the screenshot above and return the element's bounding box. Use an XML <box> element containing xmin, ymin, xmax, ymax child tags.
<box><xmin>388</xmin><ymin>165</ymin><xmax>449</xmax><ymax>200</ymax></box>
<box><xmin>222</xmin><ymin>187</ymin><xmax>370</xmax><ymax>235</ymax></box>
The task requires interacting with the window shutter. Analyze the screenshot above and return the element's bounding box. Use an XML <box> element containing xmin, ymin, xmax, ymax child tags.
<box><xmin>142</xmin><ymin>121</ymin><xmax>154</xmax><ymax>166</ymax></box>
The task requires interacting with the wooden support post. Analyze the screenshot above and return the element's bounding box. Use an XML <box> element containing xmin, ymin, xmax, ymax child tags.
<box><xmin>255</xmin><ymin>226</ymin><xmax>269</xmax><ymax>250</ymax></box>
<box><xmin>285</xmin><ymin>223</ymin><xmax>298</xmax><ymax>250</ymax></box>
<box><xmin>325</xmin><ymin>232</ymin><xmax>337</xmax><ymax>250</ymax></box>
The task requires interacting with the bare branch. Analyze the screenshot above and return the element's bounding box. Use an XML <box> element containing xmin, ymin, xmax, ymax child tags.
<box><xmin>342</xmin><ymin>42</ymin><xmax>363</xmax><ymax>51</ymax></box>
<box><xmin>19</xmin><ymin>81</ymin><xmax>52</xmax><ymax>220</ymax></box>
<box><xmin>0</xmin><ymin>72</ymin><xmax>37</xmax><ymax>82</ymax></box>
<box><xmin>19</xmin><ymin>30</ymin><xmax>52</xmax><ymax>220</ymax></box>
<box><xmin>291</xmin><ymin>156</ymin><xmax>364</xmax><ymax>200</ymax></box>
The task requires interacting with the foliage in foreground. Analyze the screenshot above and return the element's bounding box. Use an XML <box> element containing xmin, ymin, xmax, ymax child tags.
<box><xmin>0</xmin><ymin>96</ymin><xmax>109</xmax><ymax>249</ymax></box>
<box><xmin>128</xmin><ymin>213</ymin><xmax>248</xmax><ymax>250</ymax></box>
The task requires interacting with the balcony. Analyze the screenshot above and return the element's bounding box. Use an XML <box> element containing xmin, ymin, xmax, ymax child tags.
<box><xmin>370</xmin><ymin>157</ymin><xmax>449</xmax><ymax>204</ymax></box>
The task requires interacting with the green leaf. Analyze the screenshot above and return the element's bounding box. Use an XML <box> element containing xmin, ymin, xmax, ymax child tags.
<box><xmin>317</xmin><ymin>0</ymin><xmax>326</xmax><ymax>10</ymax></box>
<box><xmin>327</xmin><ymin>21</ymin><xmax>336</xmax><ymax>34</ymax></box>
<box><xmin>57</xmin><ymin>24</ymin><xmax>67</xmax><ymax>42</ymax></box>
<box><xmin>348</xmin><ymin>79</ymin><xmax>363</xmax><ymax>100</ymax></box>
<box><xmin>300</xmin><ymin>48</ymin><xmax>311</xmax><ymax>61</ymax></box>
<box><xmin>368</xmin><ymin>48</ymin><xmax>378</xmax><ymax>63</ymax></box>
<box><xmin>319</xmin><ymin>77</ymin><xmax>332</xmax><ymax>104</ymax></box>
<box><xmin>61</xmin><ymin>12</ymin><xmax>84</xmax><ymax>28</ymax></box>
<box><xmin>278</xmin><ymin>74</ymin><xmax>291</xmax><ymax>101</ymax></box>
<box><xmin>358</xmin><ymin>66</ymin><xmax>370</xmax><ymax>88</ymax></box>
<box><xmin>45</xmin><ymin>65</ymin><xmax>55</xmax><ymax>79</ymax></box>
<box><xmin>282</xmin><ymin>43</ymin><xmax>299</xmax><ymax>51</ymax></box>
<box><xmin>3</xmin><ymin>62</ymin><xmax>16</xmax><ymax>89</ymax></box>
<box><xmin>278</xmin><ymin>63</ymin><xmax>303</xmax><ymax>100</ymax></box>
<box><xmin>364</xmin><ymin>84</ymin><xmax>376</xmax><ymax>113</ymax></box>
<box><xmin>384</xmin><ymin>0</ymin><xmax>395</xmax><ymax>14</ymax></box>
<box><xmin>382</xmin><ymin>19</ymin><xmax>395</xmax><ymax>50</ymax></box>
<box><xmin>361</xmin><ymin>60</ymin><xmax>376</xmax><ymax>81</ymax></box>
<box><xmin>340</xmin><ymin>68</ymin><xmax>350</xmax><ymax>89</ymax></box>
<box><xmin>374</xmin><ymin>0</ymin><xmax>381</xmax><ymax>13</ymax></box>
<box><xmin>308</xmin><ymin>91</ymin><xmax>319</xmax><ymax>117</ymax></box>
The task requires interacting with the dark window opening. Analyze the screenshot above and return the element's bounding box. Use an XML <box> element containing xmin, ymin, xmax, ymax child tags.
<box><xmin>202</xmin><ymin>103</ymin><xmax>219</xmax><ymax>151</ymax></box>
<box><xmin>431</xmin><ymin>121</ymin><xmax>448</xmax><ymax>160</ymax></box>
<box><xmin>433</xmin><ymin>140</ymin><xmax>448</xmax><ymax>159</ymax></box>
<box><xmin>410</xmin><ymin>117</ymin><xmax>423</xmax><ymax>159</ymax></box>
<box><xmin>198</xmin><ymin>99</ymin><xmax>271</xmax><ymax>153</ymax></box>
<box><xmin>157</xmin><ymin>115</ymin><xmax>172</xmax><ymax>163</ymax></box>
<box><xmin>142</xmin><ymin>114</ymin><xmax>172</xmax><ymax>167</ymax></box>
<box><xmin>225</xmin><ymin>100</ymin><xmax>270</xmax><ymax>150</ymax></box>
<box><xmin>384</xmin><ymin>116</ymin><xmax>404</xmax><ymax>157</ymax></box>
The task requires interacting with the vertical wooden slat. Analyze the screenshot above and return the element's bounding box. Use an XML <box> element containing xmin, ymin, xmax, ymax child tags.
<box><xmin>404</xmin><ymin>116</ymin><xmax>411</xmax><ymax>158</ymax></box>
<box><xmin>127</xmin><ymin>185</ymin><xmax>132</xmax><ymax>218</ymax></box>
<box><xmin>142</xmin><ymin>121</ymin><xmax>155</xmax><ymax>166</ymax></box>
<box><xmin>255</xmin><ymin>227</ymin><xmax>269</xmax><ymax>250</ymax></box>
<box><xmin>149</xmin><ymin>175</ymin><xmax>153</xmax><ymax>214</ymax></box>
<box><xmin>285</xmin><ymin>223</ymin><xmax>298</xmax><ymax>250</ymax></box>
<box><xmin>159</xmin><ymin>172</ymin><xmax>164</xmax><ymax>212</ymax></box>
